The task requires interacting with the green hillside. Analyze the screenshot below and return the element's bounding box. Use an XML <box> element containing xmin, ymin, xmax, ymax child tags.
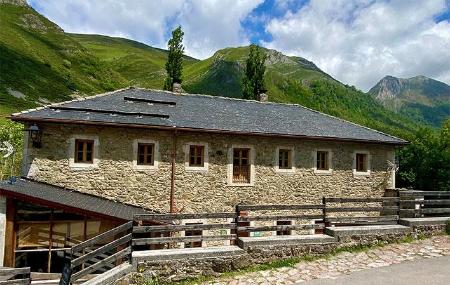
<box><xmin>71</xmin><ymin>34</ymin><xmax>197</xmax><ymax>89</ymax></box>
<box><xmin>0</xmin><ymin>2</ymin><xmax>127</xmax><ymax>119</ymax></box>
<box><xmin>369</xmin><ymin>75</ymin><xmax>450</xmax><ymax>127</ymax></box>
<box><xmin>180</xmin><ymin>46</ymin><xmax>418</xmax><ymax>139</ymax></box>
<box><xmin>0</xmin><ymin>1</ymin><xmax>420</xmax><ymax>140</ymax></box>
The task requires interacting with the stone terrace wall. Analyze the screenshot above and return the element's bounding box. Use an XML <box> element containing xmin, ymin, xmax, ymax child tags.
<box><xmin>23</xmin><ymin>123</ymin><xmax>396</xmax><ymax>213</ymax></box>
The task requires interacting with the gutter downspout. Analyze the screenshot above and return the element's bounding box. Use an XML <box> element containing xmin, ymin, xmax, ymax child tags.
<box><xmin>170</xmin><ymin>128</ymin><xmax>177</xmax><ymax>213</ymax></box>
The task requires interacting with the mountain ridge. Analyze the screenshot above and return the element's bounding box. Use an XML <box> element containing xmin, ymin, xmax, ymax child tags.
<box><xmin>0</xmin><ymin>1</ymin><xmax>422</xmax><ymax>140</ymax></box>
<box><xmin>368</xmin><ymin>75</ymin><xmax>450</xmax><ymax>127</ymax></box>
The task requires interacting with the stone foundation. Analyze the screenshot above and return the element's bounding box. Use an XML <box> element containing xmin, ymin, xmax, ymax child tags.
<box><xmin>123</xmin><ymin>229</ymin><xmax>428</xmax><ymax>284</ymax></box>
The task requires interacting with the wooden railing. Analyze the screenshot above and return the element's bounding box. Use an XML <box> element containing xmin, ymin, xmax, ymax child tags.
<box><xmin>398</xmin><ymin>191</ymin><xmax>450</xmax><ymax>217</ymax></box>
<box><xmin>60</xmin><ymin>221</ymin><xmax>133</xmax><ymax>284</ymax></box>
<box><xmin>133</xmin><ymin>213</ymin><xmax>237</xmax><ymax>248</ymax></box>
<box><xmin>323</xmin><ymin>197</ymin><xmax>400</xmax><ymax>226</ymax></box>
<box><xmin>0</xmin><ymin>267</ymin><xmax>30</xmax><ymax>285</ymax></box>
<box><xmin>235</xmin><ymin>204</ymin><xmax>326</xmax><ymax>235</ymax></box>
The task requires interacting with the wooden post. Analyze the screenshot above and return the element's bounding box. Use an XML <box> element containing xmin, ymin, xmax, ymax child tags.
<box><xmin>47</xmin><ymin>209</ymin><xmax>54</xmax><ymax>273</ymax></box>
<box><xmin>3</xmin><ymin>198</ymin><xmax>16</xmax><ymax>267</ymax></box>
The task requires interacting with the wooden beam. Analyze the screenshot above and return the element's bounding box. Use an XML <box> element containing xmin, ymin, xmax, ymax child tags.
<box><xmin>134</xmin><ymin>212</ymin><xmax>236</xmax><ymax>221</ymax></box>
<box><xmin>237</xmin><ymin>214</ymin><xmax>324</xmax><ymax>222</ymax></box>
<box><xmin>72</xmin><ymin>221</ymin><xmax>132</xmax><ymax>253</ymax></box>
<box><xmin>3</xmin><ymin>198</ymin><xmax>15</xmax><ymax>267</ymax></box>
<box><xmin>132</xmin><ymin>235</ymin><xmax>236</xmax><ymax>246</ymax></box>
<box><xmin>236</xmin><ymin>204</ymin><xmax>324</xmax><ymax>211</ymax></box>
<box><xmin>133</xmin><ymin>223</ymin><xmax>236</xmax><ymax>234</ymax></box>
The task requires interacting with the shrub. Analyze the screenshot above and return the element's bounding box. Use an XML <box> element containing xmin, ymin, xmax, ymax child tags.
<box><xmin>446</xmin><ymin>220</ymin><xmax>450</xmax><ymax>235</ymax></box>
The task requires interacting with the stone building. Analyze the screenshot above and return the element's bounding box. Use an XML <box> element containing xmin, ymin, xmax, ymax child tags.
<box><xmin>0</xmin><ymin>87</ymin><xmax>407</xmax><ymax>271</ymax></box>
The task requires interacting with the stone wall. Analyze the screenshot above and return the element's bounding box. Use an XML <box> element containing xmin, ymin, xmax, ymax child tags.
<box><xmin>124</xmin><ymin>232</ymin><xmax>414</xmax><ymax>284</ymax></box>
<box><xmin>23</xmin><ymin>123</ymin><xmax>396</xmax><ymax>213</ymax></box>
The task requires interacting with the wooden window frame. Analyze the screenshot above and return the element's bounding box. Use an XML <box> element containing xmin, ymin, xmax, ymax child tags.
<box><xmin>69</xmin><ymin>136</ymin><xmax>99</xmax><ymax>169</ymax></box>
<box><xmin>227</xmin><ymin>145</ymin><xmax>255</xmax><ymax>186</ymax></box>
<box><xmin>275</xmin><ymin>146</ymin><xmax>295</xmax><ymax>173</ymax></box>
<box><xmin>137</xmin><ymin>143</ymin><xmax>155</xmax><ymax>166</ymax></box>
<box><xmin>74</xmin><ymin>139</ymin><xmax>94</xmax><ymax>164</ymax></box>
<box><xmin>353</xmin><ymin>151</ymin><xmax>371</xmax><ymax>176</ymax></box>
<box><xmin>232</xmin><ymin>148</ymin><xmax>251</xmax><ymax>184</ymax></box>
<box><xmin>184</xmin><ymin>143</ymin><xmax>208</xmax><ymax>172</ymax></box>
<box><xmin>133</xmin><ymin>139</ymin><xmax>159</xmax><ymax>171</ymax></box>
<box><xmin>313</xmin><ymin>149</ymin><xmax>332</xmax><ymax>175</ymax></box>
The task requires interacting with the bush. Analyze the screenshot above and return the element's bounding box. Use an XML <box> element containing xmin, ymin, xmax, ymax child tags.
<box><xmin>0</xmin><ymin>120</ymin><xmax>23</xmax><ymax>179</ymax></box>
<box><xmin>446</xmin><ymin>220</ymin><xmax>450</xmax><ymax>235</ymax></box>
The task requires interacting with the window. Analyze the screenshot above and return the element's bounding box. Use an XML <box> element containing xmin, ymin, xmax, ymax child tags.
<box><xmin>74</xmin><ymin>140</ymin><xmax>94</xmax><ymax>163</ymax></box>
<box><xmin>279</xmin><ymin>149</ymin><xmax>292</xmax><ymax>169</ymax></box>
<box><xmin>189</xmin><ymin>145</ymin><xmax>204</xmax><ymax>167</ymax></box>
<box><xmin>276</xmin><ymin>220</ymin><xmax>292</xmax><ymax>236</ymax></box>
<box><xmin>316</xmin><ymin>151</ymin><xmax>329</xmax><ymax>170</ymax></box>
<box><xmin>232</xmin><ymin>148</ymin><xmax>251</xmax><ymax>183</ymax></box>
<box><xmin>353</xmin><ymin>151</ymin><xmax>370</xmax><ymax>176</ymax></box>
<box><xmin>137</xmin><ymin>143</ymin><xmax>154</xmax><ymax>165</ymax></box>
<box><xmin>184</xmin><ymin>223</ymin><xmax>203</xmax><ymax>248</ymax></box>
<box><xmin>356</xmin><ymin>153</ymin><xmax>367</xmax><ymax>172</ymax></box>
<box><xmin>133</xmin><ymin>139</ymin><xmax>159</xmax><ymax>170</ymax></box>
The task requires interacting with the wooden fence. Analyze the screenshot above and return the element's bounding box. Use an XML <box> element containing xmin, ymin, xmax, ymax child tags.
<box><xmin>399</xmin><ymin>191</ymin><xmax>450</xmax><ymax>217</ymax></box>
<box><xmin>133</xmin><ymin>213</ymin><xmax>237</xmax><ymax>248</ymax></box>
<box><xmin>60</xmin><ymin>221</ymin><xmax>133</xmax><ymax>284</ymax></box>
<box><xmin>235</xmin><ymin>204</ymin><xmax>325</xmax><ymax>236</ymax></box>
<box><xmin>0</xmin><ymin>267</ymin><xmax>30</xmax><ymax>285</ymax></box>
<box><xmin>323</xmin><ymin>197</ymin><xmax>400</xmax><ymax>226</ymax></box>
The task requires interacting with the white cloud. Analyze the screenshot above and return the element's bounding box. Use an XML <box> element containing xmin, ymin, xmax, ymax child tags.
<box><xmin>265</xmin><ymin>0</ymin><xmax>450</xmax><ymax>90</ymax></box>
<box><xmin>28</xmin><ymin>0</ymin><xmax>262</xmax><ymax>59</ymax></box>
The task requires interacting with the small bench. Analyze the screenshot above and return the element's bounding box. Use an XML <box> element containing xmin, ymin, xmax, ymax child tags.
<box><xmin>325</xmin><ymin>224</ymin><xmax>411</xmax><ymax>237</ymax></box>
<box><xmin>132</xmin><ymin>245</ymin><xmax>245</xmax><ymax>263</ymax></box>
<box><xmin>399</xmin><ymin>217</ymin><xmax>450</xmax><ymax>227</ymax></box>
<box><xmin>238</xmin><ymin>234</ymin><xmax>336</xmax><ymax>249</ymax></box>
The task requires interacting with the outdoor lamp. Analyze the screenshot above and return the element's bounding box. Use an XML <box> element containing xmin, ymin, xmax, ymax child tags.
<box><xmin>24</xmin><ymin>124</ymin><xmax>42</xmax><ymax>148</ymax></box>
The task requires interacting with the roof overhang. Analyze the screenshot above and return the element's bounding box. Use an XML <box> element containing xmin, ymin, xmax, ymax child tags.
<box><xmin>10</xmin><ymin>115</ymin><xmax>410</xmax><ymax>146</ymax></box>
<box><xmin>0</xmin><ymin>178</ymin><xmax>153</xmax><ymax>221</ymax></box>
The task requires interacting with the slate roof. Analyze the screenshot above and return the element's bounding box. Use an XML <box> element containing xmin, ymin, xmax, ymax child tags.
<box><xmin>0</xmin><ymin>178</ymin><xmax>152</xmax><ymax>220</ymax></box>
<box><xmin>11</xmin><ymin>88</ymin><xmax>407</xmax><ymax>145</ymax></box>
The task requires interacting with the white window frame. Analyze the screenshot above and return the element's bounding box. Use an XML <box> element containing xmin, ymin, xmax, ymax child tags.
<box><xmin>132</xmin><ymin>139</ymin><xmax>159</xmax><ymax>171</ymax></box>
<box><xmin>68</xmin><ymin>135</ymin><xmax>99</xmax><ymax>170</ymax></box>
<box><xmin>274</xmin><ymin>146</ymin><xmax>295</xmax><ymax>173</ymax></box>
<box><xmin>313</xmin><ymin>149</ymin><xmax>333</xmax><ymax>175</ymax></box>
<box><xmin>353</xmin><ymin>150</ymin><xmax>371</xmax><ymax>176</ymax></box>
<box><xmin>180</xmin><ymin>219</ymin><xmax>205</xmax><ymax>248</ymax></box>
<box><xmin>184</xmin><ymin>142</ymin><xmax>209</xmax><ymax>172</ymax></box>
<box><xmin>227</xmin><ymin>144</ymin><xmax>255</xmax><ymax>186</ymax></box>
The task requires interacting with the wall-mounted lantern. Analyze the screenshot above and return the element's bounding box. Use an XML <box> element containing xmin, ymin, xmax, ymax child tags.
<box><xmin>24</xmin><ymin>124</ymin><xmax>42</xmax><ymax>148</ymax></box>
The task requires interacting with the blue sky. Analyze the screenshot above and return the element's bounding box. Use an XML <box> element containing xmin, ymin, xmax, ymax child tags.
<box><xmin>29</xmin><ymin>0</ymin><xmax>450</xmax><ymax>91</ymax></box>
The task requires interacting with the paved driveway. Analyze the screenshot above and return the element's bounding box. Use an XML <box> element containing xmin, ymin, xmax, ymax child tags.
<box><xmin>303</xmin><ymin>255</ymin><xmax>450</xmax><ymax>285</ymax></box>
<box><xmin>204</xmin><ymin>236</ymin><xmax>450</xmax><ymax>285</ymax></box>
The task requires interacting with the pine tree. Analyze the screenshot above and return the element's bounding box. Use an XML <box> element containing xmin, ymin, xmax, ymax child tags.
<box><xmin>242</xmin><ymin>44</ymin><xmax>267</xmax><ymax>100</ymax></box>
<box><xmin>164</xmin><ymin>26</ymin><xmax>184</xmax><ymax>91</ymax></box>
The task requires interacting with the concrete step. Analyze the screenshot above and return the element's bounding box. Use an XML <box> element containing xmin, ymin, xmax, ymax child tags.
<box><xmin>399</xmin><ymin>217</ymin><xmax>450</xmax><ymax>227</ymax></box>
<box><xmin>238</xmin><ymin>234</ymin><xmax>336</xmax><ymax>249</ymax></box>
<box><xmin>81</xmin><ymin>263</ymin><xmax>132</xmax><ymax>285</ymax></box>
<box><xmin>325</xmin><ymin>224</ymin><xmax>411</xmax><ymax>237</ymax></box>
<box><xmin>132</xmin><ymin>245</ymin><xmax>245</xmax><ymax>264</ymax></box>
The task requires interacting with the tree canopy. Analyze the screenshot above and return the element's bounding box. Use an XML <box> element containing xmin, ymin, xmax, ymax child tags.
<box><xmin>164</xmin><ymin>26</ymin><xmax>184</xmax><ymax>90</ymax></box>
<box><xmin>242</xmin><ymin>44</ymin><xmax>266</xmax><ymax>100</ymax></box>
<box><xmin>397</xmin><ymin>118</ymin><xmax>450</xmax><ymax>191</ymax></box>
